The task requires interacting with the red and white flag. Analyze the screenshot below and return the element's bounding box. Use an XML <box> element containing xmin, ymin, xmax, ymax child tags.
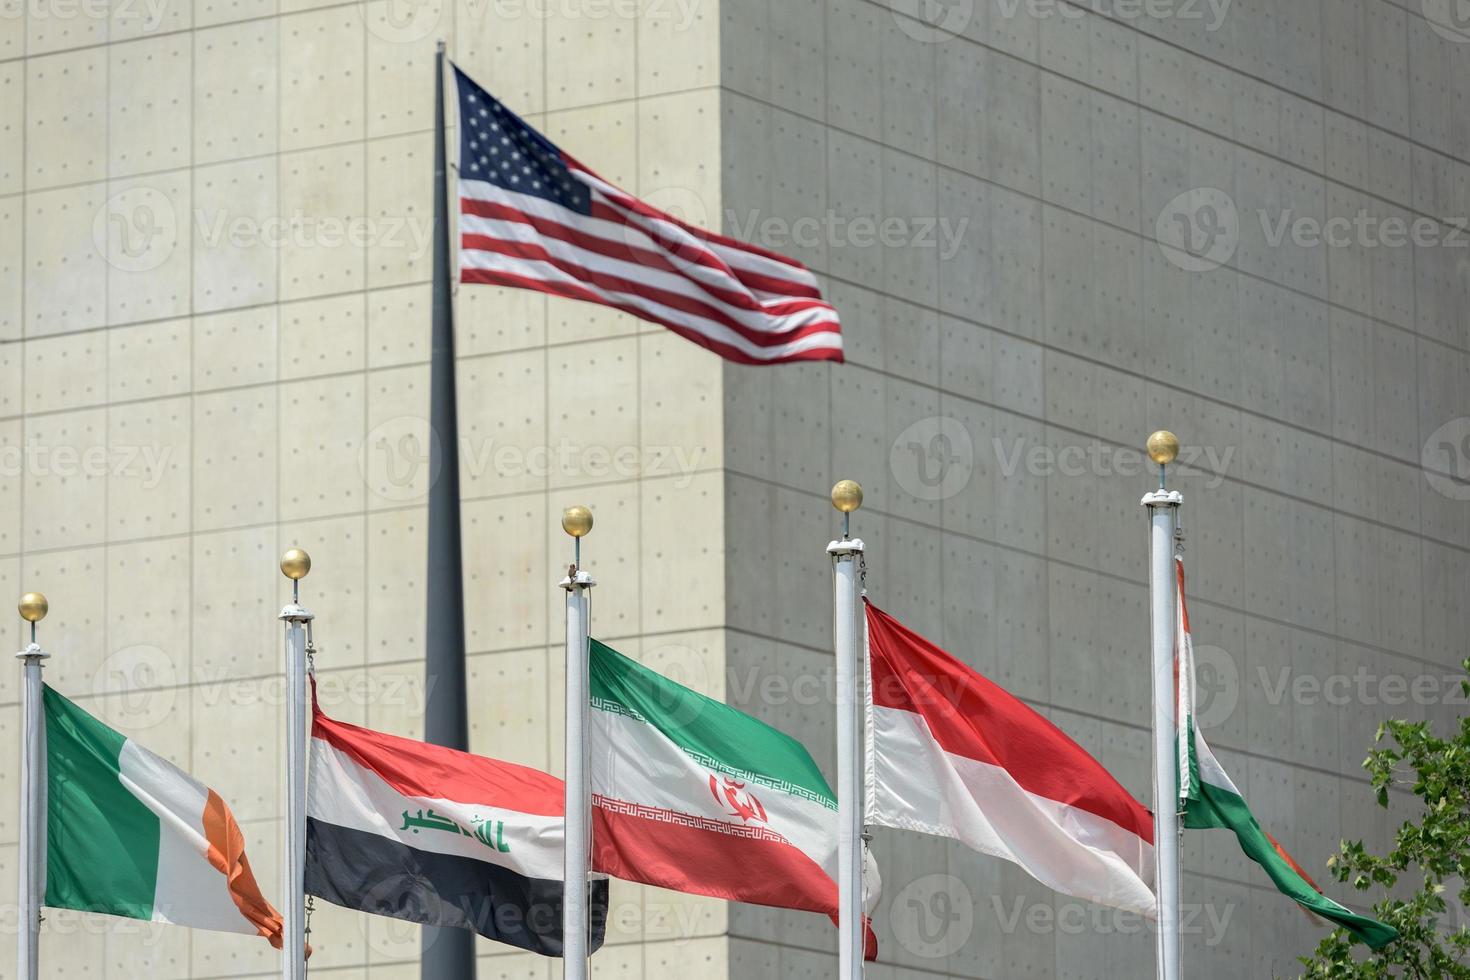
<box><xmin>453</xmin><ymin>65</ymin><xmax>843</xmax><ymax>365</ymax></box>
<box><xmin>863</xmin><ymin>602</ymin><xmax>1157</xmax><ymax>917</ymax></box>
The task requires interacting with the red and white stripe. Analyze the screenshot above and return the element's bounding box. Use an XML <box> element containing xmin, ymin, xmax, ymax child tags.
<box><xmin>458</xmin><ymin>164</ymin><xmax>844</xmax><ymax>365</ymax></box>
<box><xmin>863</xmin><ymin>602</ymin><xmax>1158</xmax><ymax>917</ymax></box>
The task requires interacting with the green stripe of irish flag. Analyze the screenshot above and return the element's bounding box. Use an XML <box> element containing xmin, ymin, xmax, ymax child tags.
<box><xmin>42</xmin><ymin>686</ymin><xmax>284</xmax><ymax>943</ymax></box>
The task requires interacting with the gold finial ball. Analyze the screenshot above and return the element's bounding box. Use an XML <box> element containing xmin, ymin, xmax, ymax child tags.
<box><xmin>831</xmin><ymin>479</ymin><xmax>864</xmax><ymax>514</ymax></box>
<box><xmin>1146</xmin><ymin>430</ymin><xmax>1181</xmax><ymax>466</ymax></box>
<box><xmin>280</xmin><ymin>548</ymin><xmax>312</xmax><ymax>581</ymax></box>
<box><xmin>18</xmin><ymin>592</ymin><xmax>48</xmax><ymax>624</ymax></box>
<box><xmin>562</xmin><ymin>505</ymin><xmax>594</xmax><ymax>538</ymax></box>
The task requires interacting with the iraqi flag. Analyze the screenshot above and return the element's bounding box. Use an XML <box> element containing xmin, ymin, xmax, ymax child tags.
<box><xmin>305</xmin><ymin>702</ymin><xmax>608</xmax><ymax>956</ymax></box>
<box><xmin>588</xmin><ymin>639</ymin><xmax>878</xmax><ymax>957</ymax></box>
<box><xmin>1175</xmin><ymin>559</ymin><xmax>1398</xmax><ymax>949</ymax></box>
<box><xmin>41</xmin><ymin>686</ymin><xmax>284</xmax><ymax>945</ymax></box>
<box><xmin>863</xmin><ymin>602</ymin><xmax>1158</xmax><ymax>918</ymax></box>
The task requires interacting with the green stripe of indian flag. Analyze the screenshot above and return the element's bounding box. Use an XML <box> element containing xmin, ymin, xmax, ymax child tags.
<box><xmin>42</xmin><ymin>686</ymin><xmax>265</xmax><ymax>934</ymax></box>
<box><xmin>588</xmin><ymin>640</ymin><xmax>839</xmax><ymax>872</ymax></box>
<box><xmin>1175</xmin><ymin>564</ymin><xmax>1397</xmax><ymax>951</ymax></box>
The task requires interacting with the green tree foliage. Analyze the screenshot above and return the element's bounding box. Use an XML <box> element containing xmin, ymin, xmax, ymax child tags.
<box><xmin>1297</xmin><ymin>658</ymin><xmax>1470</xmax><ymax>978</ymax></box>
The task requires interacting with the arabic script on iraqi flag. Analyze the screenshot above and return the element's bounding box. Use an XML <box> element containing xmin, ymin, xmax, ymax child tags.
<box><xmin>452</xmin><ymin>64</ymin><xmax>844</xmax><ymax>365</ymax></box>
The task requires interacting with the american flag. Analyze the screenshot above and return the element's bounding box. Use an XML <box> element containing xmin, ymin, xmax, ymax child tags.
<box><xmin>452</xmin><ymin>66</ymin><xmax>844</xmax><ymax>365</ymax></box>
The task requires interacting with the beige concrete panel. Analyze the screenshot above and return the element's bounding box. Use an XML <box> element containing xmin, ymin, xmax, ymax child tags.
<box><xmin>364</xmin><ymin>0</ymin><xmax>443</xmax><ymax>138</ymax></box>
<box><xmin>0</xmin><ymin>195</ymin><xmax>19</xmax><ymax>340</ymax></box>
<box><xmin>279</xmin><ymin>373</ymin><xmax>365</xmax><ymax>520</ymax></box>
<box><xmin>109</xmin><ymin>0</ymin><xmax>191</xmax><ymax>41</ymax></box>
<box><xmin>279</xmin><ymin>513</ymin><xmax>368</xmax><ymax>668</ymax></box>
<box><xmin>26</xmin><ymin>49</ymin><xmax>106</xmax><ymax>189</ymax></box>
<box><xmin>0</xmin><ymin>0</ymin><xmax>20</xmax><ymax>62</ymax></box>
<box><xmin>107</xmin><ymin>316</ymin><xmax>189</xmax><ymax>402</ymax></box>
<box><xmin>25</xmin><ymin>182</ymin><xmax>109</xmax><ymax>335</ymax></box>
<box><xmin>643</xmin><ymin>935</ymin><xmax>727</xmax><ymax>978</ymax></box>
<box><xmin>24</xmin><ymin>329</ymin><xmax>106</xmax><ymax>414</ymax></box>
<box><xmin>640</xmin><ymin>470</ymin><xmax>721</xmax><ymax>633</ymax></box>
<box><xmin>460</xmin><ymin>282</ymin><xmax>547</xmax><ymax>355</ymax></box>
<box><xmin>454</xmin><ymin>0</ymin><xmax>545</xmax><ymax>115</ymax></box>
<box><xmin>194</xmin><ymin>20</ymin><xmax>279</xmax><ymax>163</ymax></box>
<box><xmin>34</xmin><ymin>908</ymin><xmax>107</xmax><ymax>975</ymax></box>
<box><xmin>462</xmin><ymin>492</ymin><xmax>549</xmax><ymax>652</ymax></box>
<box><xmin>280</xmin><ymin>7</ymin><xmax>366</xmax><ymax>151</ymax></box>
<box><xmin>638</xmin><ymin>331</ymin><xmax>720</xmax><ymax>482</ymax></box>
<box><xmin>366</xmin><ymin>132</ymin><xmax>434</xmax><ymax>289</ymax></box>
<box><xmin>0</xmin><ymin>426</ymin><xmax>18</xmax><ymax>558</ymax></box>
<box><xmin>362</xmin><ymin>363</ymin><xmax>431</xmax><ymax>510</ymax></box>
<box><xmin>105</xmin><ymin>537</ymin><xmax>190</xmax><ymax>709</ymax></box>
<box><xmin>546</xmin><ymin>336</ymin><xmax>638</xmax><ymax>490</ymax></box>
<box><xmin>280</xmin><ymin>142</ymin><xmax>367</xmax><ymax>301</ymax></box>
<box><xmin>107</xmin><ymin>395</ymin><xmax>189</xmax><ymax>540</ymax></box>
<box><xmin>23</xmin><ymin>408</ymin><xmax>107</xmax><ymax>552</ymax></box>
<box><xmin>457</xmin><ymin>348</ymin><xmax>546</xmax><ymax>499</ymax></box>
<box><xmin>280</xmin><ymin>292</ymin><xmax>366</xmax><ymax>379</ymax></box>
<box><xmin>194</xmin><ymin>304</ymin><xmax>279</xmax><ymax>390</ymax></box>
<box><xmin>364</xmin><ymin>505</ymin><xmax>426</xmax><ymax>664</ymax></box>
<box><xmin>192</xmin><ymin>156</ymin><xmax>279</xmax><ymax>313</ymax></box>
<box><xmin>101</xmin><ymin>170</ymin><xmax>192</xmax><ymax>326</ymax></box>
<box><xmin>545</xmin><ymin>481</ymin><xmax>639</xmax><ymax>638</ymax></box>
<box><xmin>545</xmin><ymin>0</ymin><xmax>636</xmax><ymax>112</ymax></box>
<box><xmin>195</xmin><ymin>0</ymin><xmax>274</xmax><ymax>28</ymax></box>
<box><xmin>546</xmin><ymin>99</ymin><xmax>637</xmax><ymax>191</ymax></box>
<box><xmin>22</xmin><ymin>545</ymin><xmax>106</xmax><ymax>695</ymax></box>
<box><xmin>366</xmin><ymin>283</ymin><xmax>429</xmax><ymax>368</ymax></box>
<box><xmin>193</xmin><ymin>385</ymin><xmax>279</xmax><ymax>530</ymax></box>
<box><xmin>109</xmin><ymin>34</ymin><xmax>191</xmax><ymax>178</ymax></box>
<box><xmin>0</xmin><ymin>63</ymin><xmax>21</xmax><ymax>196</ymax></box>
<box><xmin>190</xmin><ymin>525</ymin><xmax>279</xmax><ymax>683</ymax></box>
<box><xmin>466</xmin><ymin>646</ymin><xmax>548</xmax><ymax>771</ymax></box>
<box><xmin>24</xmin><ymin>0</ymin><xmax>106</xmax><ymax>59</ymax></box>
<box><xmin>0</xmin><ymin>343</ymin><xmax>16</xmax><ymax>420</ymax></box>
<box><xmin>637</xmin><ymin>0</ymin><xmax>717</xmax><ymax>96</ymax></box>
<box><xmin>0</xmin><ymin>708</ymin><xmax>15</xmax><ymax>840</ymax></box>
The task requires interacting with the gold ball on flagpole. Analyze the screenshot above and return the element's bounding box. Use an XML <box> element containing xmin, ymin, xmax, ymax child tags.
<box><xmin>562</xmin><ymin>505</ymin><xmax>594</xmax><ymax>538</ymax></box>
<box><xmin>1146</xmin><ymin>430</ymin><xmax>1180</xmax><ymax>466</ymax></box>
<box><xmin>18</xmin><ymin>592</ymin><xmax>48</xmax><ymax>623</ymax></box>
<box><xmin>831</xmin><ymin>480</ymin><xmax>864</xmax><ymax>514</ymax></box>
<box><xmin>280</xmin><ymin>548</ymin><xmax>312</xmax><ymax>581</ymax></box>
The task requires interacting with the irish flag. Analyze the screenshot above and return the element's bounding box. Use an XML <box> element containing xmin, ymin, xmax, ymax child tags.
<box><xmin>42</xmin><ymin>686</ymin><xmax>284</xmax><ymax>945</ymax></box>
<box><xmin>1175</xmin><ymin>560</ymin><xmax>1398</xmax><ymax>949</ymax></box>
<box><xmin>864</xmin><ymin>601</ymin><xmax>1157</xmax><ymax>918</ymax></box>
<box><xmin>587</xmin><ymin>639</ymin><xmax>876</xmax><ymax>957</ymax></box>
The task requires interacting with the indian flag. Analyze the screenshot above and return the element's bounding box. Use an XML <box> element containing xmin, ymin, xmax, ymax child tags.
<box><xmin>1175</xmin><ymin>560</ymin><xmax>1398</xmax><ymax>950</ymax></box>
<box><xmin>587</xmin><ymin>639</ymin><xmax>876</xmax><ymax>956</ymax></box>
<box><xmin>42</xmin><ymin>685</ymin><xmax>284</xmax><ymax>945</ymax></box>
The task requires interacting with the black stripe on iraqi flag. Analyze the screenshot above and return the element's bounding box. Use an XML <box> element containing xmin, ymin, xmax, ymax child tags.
<box><xmin>305</xmin><ymin>818</ymin><xmax>608</xmax><ymax>957</ymax></box>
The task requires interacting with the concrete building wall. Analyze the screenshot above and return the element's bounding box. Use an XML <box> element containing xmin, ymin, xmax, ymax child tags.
<box><xmin>717</xmin><ymin>0</ymin><xmax>1470</xmax><ymax>977</ymax></box>
<box><xmin>0</xmin><ymin>0</ymin><xmax>733</xmax><ymax>974</ymax></box>
<box><xmin>2</xmin><ymin>0</ymin><xmax>1468</xmax><ymax>977</ymax></box>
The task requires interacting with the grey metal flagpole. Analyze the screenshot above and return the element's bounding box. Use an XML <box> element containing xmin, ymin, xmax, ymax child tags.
<box><xmin>1142</xmin><ymin>430</ymin><xmax>1182</xmax><ymax>980</ymax></box>
<box><xmin>827</xmin><ymin>480</ymin><xmax>866</xmax><ymax>980</ymax></box>
<box><xmin>279</xmin><ymin>549</ymin><xmax>313</xmax><ymax>980</ymax></box>
<box><xmin>423</xmin><ymin>37</ymin><xmax>475</xmax><ymax>980</ymax></box>
<box><xmin>16</xmin><ymin>591</ymin><xmax>50</xmax><ymax>980</ymax></box>
<box><xmin>560</xmin><ymin>506</ymin><xmax>594</xmax><ymax>980</ymax></box>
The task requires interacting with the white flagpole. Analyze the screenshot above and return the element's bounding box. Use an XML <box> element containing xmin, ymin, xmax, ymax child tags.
<box><xmin>560</xmin><ymin>506</ymin><xmax>595</xmax><ymax>980</ymax></box>
<box><xmin>1141</xmin><ymin>432</ymin><xmax>1182</xmax><ymax>980</ymax></box>
<box><xmin>16</xmin><ymin>591</ymin><xmax>50</xmax><ymax>980</ymax></box>
<box><xmin>279</xmin><ymin>549</ymin><xmax>314</xmax><ymax>980</ymax></box>
<box><xmin>827</xmin><ymin>480</ymin><xmax>866</xmax><ymax>979</ymax></box>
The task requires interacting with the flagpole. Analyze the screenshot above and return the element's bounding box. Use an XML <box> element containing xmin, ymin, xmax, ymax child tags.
<box><xmin>1142</xmin><ymin>431</ymin><xmax>1182</xmax><ymax>980</ymax></box>
<box><xmin>828</xmin><ymin>480</ymin><xmax>866</xmax><ymax>979</ymax></box>
<box><xmin>16</xmin><ymin>592</ymin><xmax>50</xmax><ymax>980</ymax></box>
<box><xmin>424</xmin><ymin>37</ymin><xmax>475</xmax><ymax>979</ymax></box>
<box><xmin>279</xmin><ymin>550</ymin><xmax>314</xmax><ymax>980</ymax></box>
<box><xmin>560</xmin><ymin>506</ymin><xmax>595</xmax><ymax>980</ymax></box>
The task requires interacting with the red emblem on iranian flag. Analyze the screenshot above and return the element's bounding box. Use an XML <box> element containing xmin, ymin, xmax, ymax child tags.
<box><xmin>707</xmin><ymin>775</ymin><xmax>768</xmax><ymax>824</ymax></box>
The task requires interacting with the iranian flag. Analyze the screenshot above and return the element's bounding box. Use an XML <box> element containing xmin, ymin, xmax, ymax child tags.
<box><xmin>42</xmin><ymin>686</ymin><xmax>284</xmax><ymax>945</ymax></box>
<box><xmin>588</xmin><ymin>639</ymin><xmax>877</xmax><ymax>957</ymax></box>
<box><xmin>1175</xmin><ymin>560</ymin><xmax>1398</xmax><ymax>949</ymax></box>
<box><xmin>864</xmin><ymin>602</ymin><xmax>1158</xmax><ymax>918</ymax></box>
